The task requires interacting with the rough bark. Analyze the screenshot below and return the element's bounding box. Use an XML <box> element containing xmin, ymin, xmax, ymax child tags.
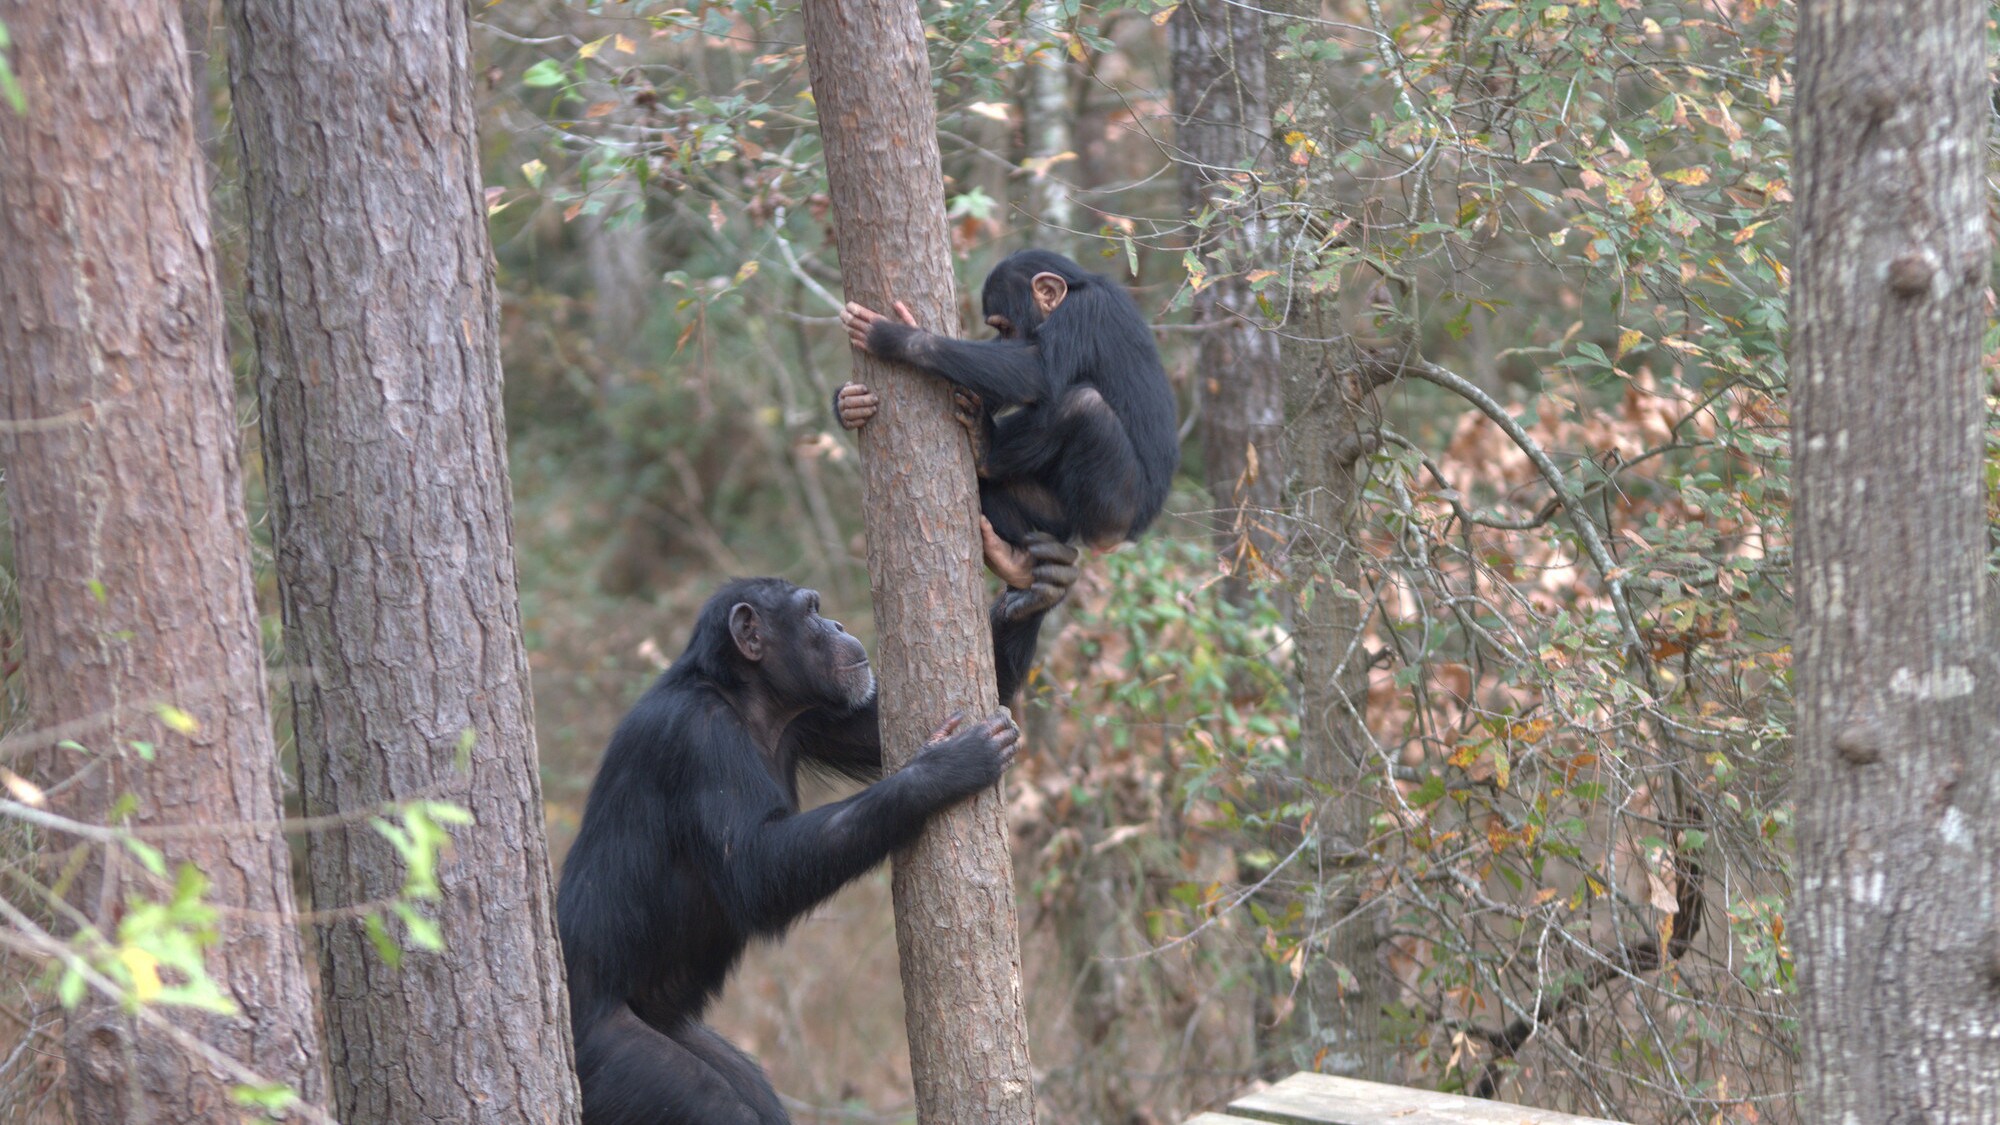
<box><xmin>1170</xmin><ymin>0</ymin><xmax>1286</xmax><ymax>596</ymax></box>
<box><xmin>801</xmin><ymin>0</ymin><xmax>1038</xmax><ymax>1120</ymax></box>
<box><xmin>1263</xmin><ymin>0</ymin><xmax>1387</xmax><ymax>1078</ymax></box>
<box><xmin>1791</xmin><ymin>2</ymin><xmax>1999</xmax><ymax>1121</ymax></box>
<box><xmin>219</xmin><ymin>2</ymin><xmax>582</xmax><ymax>1120</ymax></box>
<box><xmin>0</xmin><ymin>2</ymin><xmax>327</xmax><ymax>1117</ymax></box>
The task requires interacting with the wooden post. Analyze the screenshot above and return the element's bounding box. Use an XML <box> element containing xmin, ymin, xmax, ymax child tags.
<box><xmin>801</xmin><ymin>1</ymin><xmax>1037</xmax><ymax>1121</ymax></box>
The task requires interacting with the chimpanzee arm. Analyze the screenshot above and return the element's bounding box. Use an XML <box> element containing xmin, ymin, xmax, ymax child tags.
<box><xmin>868</xmin><ymin>323</ymin><xmax>1057</xmax><ymax>407</ymax></box>
<box><xmin>699</xmin><ymin>713</ymin><xmax>1016</xmax><ymax>937</ymax></box>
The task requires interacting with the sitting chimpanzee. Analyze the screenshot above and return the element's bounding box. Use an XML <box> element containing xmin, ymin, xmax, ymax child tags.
<box><xmin>557</xmin><ymin>547</ymin><xmax>1077</xmax><ymax>1125</ymax></box>
<box><xmin>836</xmin><ymin>249</ymin><xmax>1179</xmax><ymax>588</ymax></box>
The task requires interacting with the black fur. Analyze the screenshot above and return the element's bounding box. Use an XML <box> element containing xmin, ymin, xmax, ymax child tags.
<box><xmin>868</xmin><ymin>249</ymin><xmax>1179</xmax><ymax>551</ymax></box>
<box><xmin>557</xmin><ymin>574</ymin><xmax>1068</xmax><ymax>1124</ymax></box>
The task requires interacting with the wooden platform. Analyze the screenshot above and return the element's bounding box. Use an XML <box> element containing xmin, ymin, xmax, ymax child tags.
<box><xmin>1187</xmin><ymin>1072</ymin><xmax>1630</xmax><ymax>1125</ymax></box>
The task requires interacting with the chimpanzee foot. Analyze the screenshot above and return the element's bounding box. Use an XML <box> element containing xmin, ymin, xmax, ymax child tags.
<box><xmin>835</xmin><ymin>382</ymin><xmax>879</xmax><ymax>430</ymax></box>
<box><xmin>981</xmin><ymin>517</ymin><xmax>1036</xmax><ymax>589</ymax></box>
<box><xmin>993</xmin><ymin>531</ymin><xmax>1080</xmax><ymax>622</ymax></box>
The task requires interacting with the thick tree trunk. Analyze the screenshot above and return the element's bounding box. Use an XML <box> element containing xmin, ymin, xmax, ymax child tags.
<box><xmin>220</xmin><ymin>2</ymin><xmax>581</xmax><ymax>1120</ymax></box>
<box><xmin>1791</xmin><ymin>2</ymin><xmax>1999</xmax><ymax>1120</ymax></box>
<box><xmin>0</xmin><ymin>2</ymin><xmax>327</xmax><ymax>1118</ymax></box>
<box><xmin>801</xmin><ymin>1</ymin><xmax>1038</xmax><ymax>1121</ymax></box>
<box><xmin>1262</xmin><ymin>0</ymin><xmax>1387</xmax><ymax>1079</ymax></box>
<box><xmin>1171</xmin><ymin>0</ymin><xmax>1285</xmax><ymax>595</ymax></box>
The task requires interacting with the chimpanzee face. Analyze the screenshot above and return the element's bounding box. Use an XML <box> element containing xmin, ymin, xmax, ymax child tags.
<box><xmin>782</xmin><ymin>586</ymin><xmax>875</xmax><ymax>710</ymax></box>
<box><xmin>728</xmin><ymin>584</ymin><xmax>875</xmax><ymax>711</ymax></box>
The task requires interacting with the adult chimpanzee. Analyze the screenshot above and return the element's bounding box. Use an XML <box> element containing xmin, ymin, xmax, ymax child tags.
<box><xmin>835</xmin><ymin>249</ymin><xmax>1179</xmax><ymax>588</ymax></box>
<box><xmin>557</xmin><ymin>548</ymin><xmax>1077</xmax><ymax>1125</ymax></box>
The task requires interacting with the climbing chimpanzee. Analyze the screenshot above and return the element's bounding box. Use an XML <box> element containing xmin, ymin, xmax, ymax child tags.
<box><xmin>557</xmin><ymin>549</ymin><xmax>1078</xmax><ymax>1125</ymax></box>
<box><xmin>835</xmin><ymin>249</ymin><xmax>1179</xmax><ymax>588</ymax></box>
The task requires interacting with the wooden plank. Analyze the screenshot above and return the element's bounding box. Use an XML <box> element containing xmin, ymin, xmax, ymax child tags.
<box><xmin>1225</xmin><ymin>1073</ymin><xmax>1630</xmax><ymax>1125</ymax></box>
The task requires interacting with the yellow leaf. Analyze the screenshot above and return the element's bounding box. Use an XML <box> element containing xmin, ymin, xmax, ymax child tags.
<box><xmin>1068</xmin><ymin>36</ymin><xmax>1087</xmax><ymax>62</ymax></box>
<box><xmin>119</xmin><ymin>947</ymin><xmax>162</xmax><ymax>1003</ymax></box>
<box><xmin>577</xmin><ymin>35</ymin><xmax>609</xmax><ymax>59</ymax></box>
<box><xmin>1244</xmin><ymin>269</ymin><xmax>1277</xmax><ymax>283</ymax></box>
<box><xmin>1616</xmin><ymin>328</ymin><xmax>1644</xmax><ymax>358</ymax></box>
<box><xmin>1151</xmin><ymin>4</ymin><xmax>1178</xmax><ymax>24</ymax></box>
<box><xmin>585</xmin><ymin>101</ymin><xmax>617</xmax><ymax>118</ymax></box>
<box><xmin>1662</xmin><ymin>166</ymin><xmax>1710</xmax><ymax>185</ymax></box>
<box><xmin>732</xmin><ymin>260</ymin><xmax>760</xmax><ymax>285</ymax></box>
<box><xmin>154</xmin><ymin>704</ymin><xmax>198</xmax><ymax>735</ymax></box>
<box><xmin>520</xmin><ymin>159</ymin><xmax>546</xmax><ymax>189</ymax></box>
<box><xmin>614</xmin><ymin>34</ymin><xmax>638</xmax><ymax>54</ymax></box>
<box><xmin>0</xmin><ymin>767</ymin><xmax>45</xmax><ymax>807</ymax></box>
<box><xmin>1021</xmin><ymin>151</ymin><xmax>1077</xmax><ymax>177</ymax></box>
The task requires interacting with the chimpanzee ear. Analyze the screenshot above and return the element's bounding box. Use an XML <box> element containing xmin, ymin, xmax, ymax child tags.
<box><xmin>1030</xmin><ymin>272</ymin><xmax>1069</xmax><ymax>315</ymax></box>
<box><xmin>728</xmin><ymin>603</ymin><xmax>764</xmax><ymax>662</ymax></box>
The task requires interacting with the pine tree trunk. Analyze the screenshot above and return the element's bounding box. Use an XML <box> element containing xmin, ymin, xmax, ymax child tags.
<box><xmin>0</xmin><ymin>2</ymin><xmax>327</xmax><ymax>1117</ymax></box>
<box><xmin>1262</xmin><ymin>0</ymin><xmax>1387</xmax><ymax>1078</ymax></box>
<box><xmin>801</xmin><ymin>0</ymin><xmax>1038</xmax><ymax>1119</ymax></box>
<box><xmin>1791</xmin><ymin>1</ymin><xmax>1999</xmax><ymax>1119</ymax></box>
<box><xmin>1171</xmin><ymin>0</ymin><xmax>1285</xmax><ymax>594</ymax></box>
<box><xmin>1026</xmin><ymin>0</ymin><xmax>1074</xmax><ymax>238</ymax></box>
<box><xmin>219</xmin><ymin>1</ymin><xmax>581</xmax><ymax>1119</ymax></box>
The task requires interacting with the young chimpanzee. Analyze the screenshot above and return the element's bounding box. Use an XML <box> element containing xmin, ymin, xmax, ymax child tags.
<box><xmin>835</xmin><ymin>249</ymin><xmax>1179</xmax><ymax>588</ymax></box>
<box><xmin>557</xmin><ymin>549</ymin><xmax>1077</xmax><ymax>1125</ymax></box>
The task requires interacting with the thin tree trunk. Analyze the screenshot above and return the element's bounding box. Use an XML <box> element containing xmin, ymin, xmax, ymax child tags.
<box><xmin>0</xmin><ymin>3</ymin><xmax>327</xmax><ymax>1118</ymax></box>
<box><xmin>1263</xmin><ymin>0</ymin><xmax>1387</xmax><ymax>1079</ymax></box>
<box><xmin>1026</xmin><ymin>0</ymin><xmax>1074</xmax><ymax>239</ymax></box>
<box><xmin>220</xmin><ymin>2</ymin><xmax>582</xmax><ymax>1120</ymax></box>
<box><xmin>1791</xmin><ymin>1</ymin><xmax>1998</xmax><ymax>1120</ymax></box>
<box><xmin>1171</xmin><ymin>0</ymin><xmax>1285</xmax><ymax>596</ymax></box>
<box><xmin>801</xmin><ymin>0</ymin><xmax>1037</xmax><ymax>1120</ymax></box>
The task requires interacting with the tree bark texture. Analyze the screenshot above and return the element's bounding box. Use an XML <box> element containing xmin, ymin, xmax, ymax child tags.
<box><xmin>0</xmin><ymin>2</ymin><xmax>328</xmax><ymax>1118</ymax></box>
<box><xmin>1170</xmin><ymin>0</ymin><xmax>1286</xmax><ymax>595</ymax></box>
<box><xmin>220</xmin><ymin>2</ymin><xmax>582</xmax><ymax>1121</ymax></box>
<box><xmin>1791</xmin><ymin>2</ymin><xmax>1999</xmax><ymax>1121</ymax></box>
<box><xmin>1263</xmin><ymin>0</ymin><xmax>1387</xmax><ymax>1078</ymax></box>
<box><xmin>801</xmin><ymin>1</ymin><xmax>1038</xmax><ymax>1120</ymax></box>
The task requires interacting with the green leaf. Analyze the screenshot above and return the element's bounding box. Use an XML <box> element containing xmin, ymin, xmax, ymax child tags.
<box><xmin>394</xmin><ymin>902</ymin><xmax>444</xmax><ymax>951</ymax></box>
<box><xmin>1409</xmin><ymin>775</ymin><xmax>1447</xmax><ymax>807</ymax></box>
<box><xmin>363</xmin><ymin>911</ymin><xmax>403</xmax><ymax>969</ymax></box>
<box><xmin>57</xmin><ymin>965</ymin><xmax>85</xmax><ymax>1009</ymax></box>
<box><xmin>154</xmin><ymin>704</ymin><xmax>199</xmax><ymax>735</ymax></box>
<box><xmin>231</xmin><ymin>1083</ymin><xmax>298</xmax><ymax>1113</ymax></box>
<box><xmin>122</xmin><ymin>837</ymin><xmax>168</xmax><ymax>878</ymax></box>
<box><xmin>522</xmin><ymin>59</ymin><xmax>567</xmax><ymax>88</ymax></box>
